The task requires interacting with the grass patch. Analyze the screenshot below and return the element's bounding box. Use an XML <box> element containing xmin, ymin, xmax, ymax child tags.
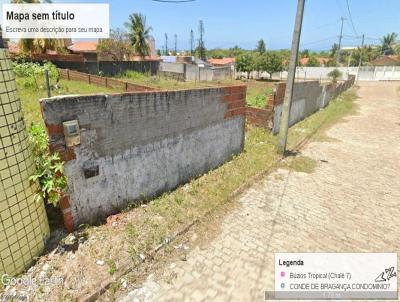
<box><xmin>245</xmin><ymin>80</ymin><xmax>275</xmax><ymax>108</ymax></box>
<box><xmin>17</xmin><ymin>77</ymin><xmax>122</xmax><ymax>125</ymax></box>
<box><xmin>279</xmin><ymin>155</ymin><xmax>317</xmax><ymax>174</ymax></box>
<box><xmin>121</xmin><ymin>72</ymin><xmax>274</xmax><ymax>109</ymax></box>
<box><xmin>120</xmin><ymin>70</ymin><xmax>234</xmax><ymax>90</ymax></box>
<box><xmin>287</xmin><ymin>89</ymin><xmax>358</xmax><ymax>147</ymax></box>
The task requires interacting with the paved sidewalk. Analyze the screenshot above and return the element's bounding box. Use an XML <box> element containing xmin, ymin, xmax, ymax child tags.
<box><xmin>121</xmin><ymin>82</ymin><xmax>400</xmax><ymax>302</ymax></box>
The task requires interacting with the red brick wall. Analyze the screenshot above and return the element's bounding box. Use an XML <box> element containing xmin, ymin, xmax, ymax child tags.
<box><xmin>221</xmin><ymin>86</ymin><xmax>247</xmax><ymax>119</ymax></box>
<box><xmin>245</xmin><ymin>106</ymin><xmax>272</xmax><ymax>128</ymax></box>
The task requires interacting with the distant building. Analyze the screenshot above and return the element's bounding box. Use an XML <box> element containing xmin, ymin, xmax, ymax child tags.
<box><xmin>370</xmin><ymin>55</ymin><xmax>400</xmax><ymax>66</ymax></box>
<box><xmin>194</xmin><ymin>58</ymin><xmax>212</xmax><ymax>68</ymax></box>
<box><xmin>67</xmin><ymin>41</ymin><xmax>98</xmax><ymax>61</ymax></box>
<box><xmin>208</xmin><ymin>57</ymin><xmax>236</xmax><ymax>67</ymax></box>
<box><xmin>68</xmin><ymin>39</ymin><xmax>159</xmax><ymax>61</ymax></box>
<box><xmin>299</xmin><ymin>57</ymin><xmax>330</xmax><ymax>66</ymax></box>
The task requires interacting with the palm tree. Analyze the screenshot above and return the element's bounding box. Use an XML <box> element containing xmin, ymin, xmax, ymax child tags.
<box><xmin>125</xmin><ymin>13</ymin><xmax>152</xmax><ymax>59</ymax></box>
<box><xmin>381</xmin><ymin>33</ymin><xmax>398</xmax><ymax>55</ymax></box>
<box><xmin>12</xmin><ymin>0</ymin><xmax>65</xmax><ymax>54</ymax></box>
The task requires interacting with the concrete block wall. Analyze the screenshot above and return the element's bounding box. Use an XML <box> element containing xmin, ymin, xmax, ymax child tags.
<box><xmin>0</xmin><ymin>49</ymin><xmax>50</xmax><ymax>276</ymax></box>
<box><xmin>41</xmin><ymin>86</ymin><xmax>246</xmax><ymax>230</ymax></box>
<box><xmin>271</xmin><ymin>76</ymin><xmax>355</xmax><ymax>133</ymax></box>
<box><xmin>160</xmin><ymin>63</ymin><xmax>232</xmax><ymax>82</ymax></box>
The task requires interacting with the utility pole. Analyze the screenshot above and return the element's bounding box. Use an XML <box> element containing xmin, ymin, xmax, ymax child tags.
<box><xmin>356</xmin><ymin>34</ymin><xmax>365</xmax><ymax>83</ymax></box>
<box><xmin>174</xmin><ymin>34</ymin><xmax>178</xmax><ymax>54</ymax></box>
<box><xmin>164</xmin><ymin>33</ymin><xmax>168</xmax><ymax>55</ymax></box>
<box><xmin>277</xmin><ymin>0</ymin><xmax>305</xmax><ymax>154</ymax></box>
<box><xmin>358</xmin><ymin>34</ymin><xmax>365</xmax><ymax>67</ymax></box>
<box><xmin>336</xmin><ymin>17</ymin><xmax>346</xmax><ymax>66</ymax></box>
<box><xmin>198</xmin><ymin>20</ymin><xmax>206</xmax><ymax>60</ymax></box>
<box><xmin>190</xmin><ymin>29</ymin><xmax>194</xmax><ymax>56</ymax></box>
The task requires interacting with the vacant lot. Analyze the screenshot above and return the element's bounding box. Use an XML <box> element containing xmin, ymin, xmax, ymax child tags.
<box><xmin>17</xmin><ymin>78</ymin><xmax>123</xmax><ymax>125</ymax></box>
<box><xmin>245</xmin><ymin>80</ymin><xmax>275</xmax><ymax>108</ymax></box>
<box><xmin>120</xmin><ymin>72</ymin><xmax>276</xmax><ymax>108</ymax></box>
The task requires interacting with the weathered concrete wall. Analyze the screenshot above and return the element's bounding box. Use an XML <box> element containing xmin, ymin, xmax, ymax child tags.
<box><xmin>271</xmin><ymin>76</ymin><xmax>355</xmax><ymax>133</ymax></box>
<box><xmin>41</xmin><ymin>86</ymin><xmax>246</xmax><ymax>229</ymax></box>
<box><xmin>160</xmin><ymin>62</ymin><xmax>232</xmax><ymax>82</ymax></box>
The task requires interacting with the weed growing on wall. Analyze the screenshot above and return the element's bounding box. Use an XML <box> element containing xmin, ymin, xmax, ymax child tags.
<box><xmin>28</xmin><ymin>123</ymin><xmax>67</xmax><ymax>207</ymax></box>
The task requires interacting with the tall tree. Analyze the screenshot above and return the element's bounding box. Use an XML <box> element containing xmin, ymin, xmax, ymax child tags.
<box><xmin>330</xmin><ymin>43</ymin><xmax>340</xmax><ymax>59</ymax></box>
<box><xmin>197</xmin><ymin>20</ymin><xmax>206</xmax><ymax>60</ymax></box>
<box><xmin>300</xmin><ymin>49</ymin><xmax>310</xmax><ymax>58</ymax></box>
<box><xmin>258</xmin><ymin>52</ymin><xmax>284</xmax><ymax>79</ymax></box>
<box><xmin>97</xmin><ymin>28</ymin><xmax>132</xmax><ymax>61</ymax></box>
<box><xmin>381</xmin><ymin>32</ymin><xmax>398</xmax><ymax>55</ymax></box>
<box><xmin>125</xmin><ymin>13</ymin><xmax>152</xmax><ymax>58</ymax></box>
<box><xmin>236</xmin><ymin>53</ymin><xmax>255</xmax><ymax>79</ymax></box>
<box><xmin>12</xmin><ymin>0</ymin><xmax>63</xmax><ymax>54</ymax></box>
<box><xmin>256</xmin><ymin>39</ymin><xmax>266</xmax><ymax>54</ymax></box>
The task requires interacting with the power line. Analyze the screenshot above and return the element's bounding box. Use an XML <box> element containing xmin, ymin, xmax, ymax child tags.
<box><xmin>336</xmin><ymin>17</ymin><xmax>346</xmax><ymax>65</ymax></box>
<box><xmin>335</xmin><ymin>0</ymin><xmax>347</xmax><ymax>17</ymax></box>
<box><xmin>346</xmin><ymin>0</ymin><xmax>358</xmax><ymax>36</ymax></box>
<box><xmin>300</xmin><ymin>36</ymin><xmax>337</xmax><ymax>46</ymax></box>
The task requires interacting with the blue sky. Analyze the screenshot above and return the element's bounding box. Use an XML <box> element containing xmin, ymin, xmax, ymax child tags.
<box><xmin>2</xmin><ymin>0</ymin><xmax>400</xmax><ymax>50</ymax></box>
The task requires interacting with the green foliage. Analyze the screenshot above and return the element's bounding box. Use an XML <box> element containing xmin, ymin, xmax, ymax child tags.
<box><xmin>327</xmin><ymin>68</ymin><xmax>342</xmax><ymax>82</ymax></box>
<box><xmin>257</xmin><ymin>52</ymin><xmax>284</xmax><ymax>78</ymax></box>
<box><xmin>256</xmin><ymin>39</ymin><xmax>266</xmax><ymax>54</ymax></box>
<box><xmin>97</xmin><ymin>28</ymin><xmax>132</xmax><ymax>61</ymax></box>
<box><xmin>235</xmin><ymin>53</ymin><xmax>255</xmax><ymax>78</ymax></box>
<box><xmin>349</xmin><ymin>46</ymin><xmax>380</xmax><ymax>66</ymax></box>
<box><xmin>28</xmin><ymin>123</ymin><xmax>67</xmax><ymax>207</ymax></box>
<box><xmin>325</xmin><ymin>59</ymin><xmax>336</xmax><ymax>67</ymax></box>
<box><xmin>381</xmin><ymin>32</ymin><xmax>398</xmax><ymax>55</ymax></box>
<box><xmin>306</xmin><ymin>56</ymin><xmax>321</xmax><ymax>67</ymax></box>
<box><xmin>12</xmin><ymin>61</ymin><xmax>59</xmax><ymax>88</ymax></box>
<box><xmin>300</xmin><ymin>49</ymin><xmax>310</xmax><ymax>58</ymax></box>
<box><xmin>125</xmin><ymin>13</ymin><xmax>152</xmax><ymax>58</ymax></box>
<box><xmin>330</xmin><ymin>43</ymin><xmax>340</xmax><ymax>58</ymax></box>
<box><xmin>247</xmin><ymin>88</ymin><xmax>272</xmax><ymax>108</ymax></box>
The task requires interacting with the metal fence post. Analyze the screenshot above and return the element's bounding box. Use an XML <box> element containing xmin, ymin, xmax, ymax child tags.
<box><xmin>45</xmin><ymin>70</ymin><xmax>51</xmax><ymax>97</ymax></box>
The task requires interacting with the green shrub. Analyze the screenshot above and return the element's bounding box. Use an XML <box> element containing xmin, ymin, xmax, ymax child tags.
<box><xmin>327</xmin><ymin>68</ymin><xmax>342</xmax><ymax>82</ymax></box>
<box><xmin>12</xmin><ymin>61</ymin><xmax>59</xmax><ymax>89</ymax></box>
<box><xmin>28</xmin><ymin>123</ymin><xmax>67</xmax><ymax>207</ymax></box>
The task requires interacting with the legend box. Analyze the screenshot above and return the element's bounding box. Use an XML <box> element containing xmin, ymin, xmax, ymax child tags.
<box><xmin>271</xmin><ymin>253</ymin><xmax>397</xmax><ymax>300</ymax></box>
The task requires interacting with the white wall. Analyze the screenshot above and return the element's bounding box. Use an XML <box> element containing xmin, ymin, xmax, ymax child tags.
<box><xmin>236</xmin><ymin>66</ymin><xmax>400</xmax><ymax>81</ymax></box>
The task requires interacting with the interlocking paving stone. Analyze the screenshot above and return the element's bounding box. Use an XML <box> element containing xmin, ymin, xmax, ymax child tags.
<box><xmin>120</xmin><ymin>82</ymin><xmax>400</xmax><ymax>302</ymax></box>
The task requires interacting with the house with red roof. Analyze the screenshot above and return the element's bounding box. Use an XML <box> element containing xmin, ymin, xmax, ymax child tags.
<box><xmin>208</xmin><ymin>57</ymin><xmax>236</xmax><ymax>67</ymax></box>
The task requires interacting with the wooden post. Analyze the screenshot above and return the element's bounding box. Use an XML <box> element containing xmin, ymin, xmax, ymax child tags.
<box><xmin>67</xmin><ymin>69</ymin><xmax>70</xmax><ymax>80</ymax></box>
